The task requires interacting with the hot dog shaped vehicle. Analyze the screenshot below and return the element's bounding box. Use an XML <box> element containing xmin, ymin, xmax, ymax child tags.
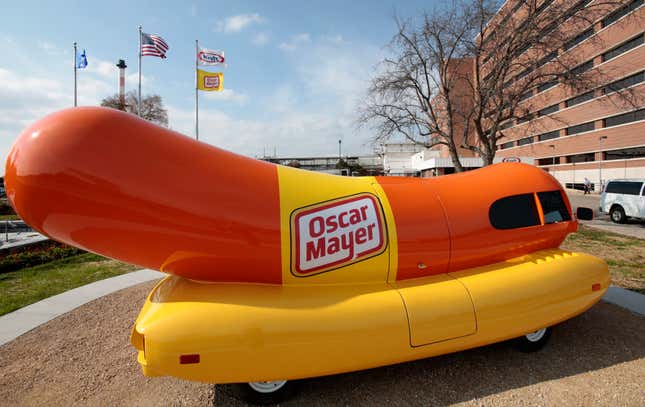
<box><xmin>5</xmin><ymin>107</ymin><xmax>608</xmax><ymax>404</ymax></box>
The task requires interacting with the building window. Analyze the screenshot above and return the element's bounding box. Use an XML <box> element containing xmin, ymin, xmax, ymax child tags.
<box><xmin>603</xmin><ymin>108</ymin><xmax>645</xmax><ymax>127</ymax></box>
<box><xmin>601</xmin><ymin>0</ymin><xmax>644</xmax><ymax>28</ymax></box>
<box><xmin>566</xmin><ymin>122</ymin><xmax>595</xmax><ymax>135</ymax></box>
<box><xmin>567</xmin><ymin>152</ymin><xmax>596</xmax><ymax>163</ymax></box>
<box><xmin>500</xmin><ymin>120</ymin><xmax>514</xmax><ymax>130</ymax></box>
<box><xmin>537</xmin><ymin>157</ymin><xmax>555</xmax><ymax>166</ymax></box>
<box><xmin>565</xmin><ymin>91</ymin><xmax>594</xmax><ymax>107</ymax></box>
<box><xmin>605</xmin><ymin>146</ymin><xmax>645</xmax><ymax>160</ymax></box>
<box><xmin>538</xmin><ymin>130</ymin><xmax>560</xmax><ymax>141</ymax></box>
<box><xmin>538</xmin><ymin>80</ymin><xmax>558</xmax><ymax>93</ymax></box>
<box><xmin>517</xmin><ymin>113</ymin><xmax>534</xmax><ymax>124</ymax></box>
<box><xmin>537</xmin><ymin>51</ymin><xmax>557</xmax><ymax>67</ymax></box>
<box><xmin>501</xmin><ymin>141</ymin><xmax>515</xmax><ymax>149</ymax></box>
<box><xmin>603</xmin><ymin>71</ymin><xmax>644</xmax><ymax>95</ymax></box>
<box><xmin>571</xmin><ymin>60</ymin><xmax>593</xmax><ymax>75</ymax></box>
<box><xmin>518</xmin><ymin>136</ymin><xmax>534</xmax><ymax>146</ymax></box>
<box><xmin>564</xmin><ymin>28</ymin><xmax>594</xmax><ymax>51</ymax></box>
<box><xmin>535</xmin><ymin>0</ymin><xmax>555</xmax><ymax>15</ymax></box>
<box><xmin>516</xmin><ymin>68</ymin><xmax>532</xmax><ymax>81</ymax></box>
<box><xmin>489</xmin><ymin>194</ymin><xmax>541</xmax><ymax>230</ymax></box>
<box><xmin>520</xmin><ymin>89</ymin><xmax>534</xmax><ymax>101</ymax></box>
<box><xmin>538</xmin><ymin>191</ymin><xmax>572</xmax><ymax>224</ymax></box>
<box><xmin>602</xmin><ymin>34</ymin><xmax>644</xmax><ymax>62</ymax></box>
<box><xmin>538</xmin><ymin>104</ymin><xmax>559</xmax><ymax>116</ymax></box>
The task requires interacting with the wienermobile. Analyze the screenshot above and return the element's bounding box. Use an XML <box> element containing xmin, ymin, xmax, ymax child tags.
<box><xmin>5</xmin><ymin>107</ymin><xmax>608</xmax><ymax>404</ymax></box>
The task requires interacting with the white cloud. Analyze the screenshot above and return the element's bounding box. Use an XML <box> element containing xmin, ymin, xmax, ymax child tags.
<box><xmin>203</xmin><ymin>89</ymin><xmax>248</xmax><ymax>105</ymax></box>
<box><xmin>252</xmin><ymin>32</ymin><xmax>270</xmax><ymax>46</ymax></box>
<box><xmin>216</xmin><ymin>13</ymin><xmax>265</xmax><ymax>33</ymax></box>
<box><xmin>279</xmin><ymin>33</ymin><xmax>311</xmax><ymax>51</ymax></box>
<box><xmin>38</xmin><ymin>41</ymin><xmax>66</xmax><ymax>56</ymax></box>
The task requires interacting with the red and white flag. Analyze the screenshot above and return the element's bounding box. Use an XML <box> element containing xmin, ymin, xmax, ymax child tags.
<box><xmin>141</xmin><ymin>32</ymin><xmax>169</xmax><ymax>58</ymax></box>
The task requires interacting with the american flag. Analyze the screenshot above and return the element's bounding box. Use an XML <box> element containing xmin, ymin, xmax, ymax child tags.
<box><xmin>141</xmin><ymin>32</ymin><xmax>169</xmax><ymax>58</ymax></box>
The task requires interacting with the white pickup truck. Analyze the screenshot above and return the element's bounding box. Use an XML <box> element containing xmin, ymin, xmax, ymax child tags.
<box><xmin>600</xmin><ymin>179</ymin><xmax>645</xmax><ymax>223</ymax></box>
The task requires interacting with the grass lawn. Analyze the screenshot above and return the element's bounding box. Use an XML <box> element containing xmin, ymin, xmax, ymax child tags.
<box><xmin>562</xmin><ymin>225</ymin><xmax>645</xmax><ymax>295</ymax></box>
<box><xmin>0</xmin><ymin>214</ymin><xmax>20</xmax><ymax>220</ymax></box>
<box><xmin>0</xmin><ymin>253</ymin><xmax>138</xmax><ymax>316</ymax></box>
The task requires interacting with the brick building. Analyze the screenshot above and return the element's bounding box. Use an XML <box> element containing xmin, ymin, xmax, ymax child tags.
<box><xmin>491</xmin><ymin>0</ymin><xmax>645</xmax><ymax>189</ymax></box>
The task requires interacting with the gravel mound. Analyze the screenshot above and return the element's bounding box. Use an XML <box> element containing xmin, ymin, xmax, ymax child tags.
<box><xmin>1</xmin><ymin>281</ymin><xmax>643</xmax><ymax>406</ymax></box>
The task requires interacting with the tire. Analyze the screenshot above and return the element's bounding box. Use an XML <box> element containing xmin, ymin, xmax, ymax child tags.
<box><xmin>218</xmin><ymin>380</ymin><xmax>298</xmax><ymax>405</ymax></box>
<box><xmin>514</xmin><ymin>327</ymin><xmax>551</xmax><ymax>353</ymax></box>
<box><xmin>609</xmin><ymin>205</ymin><xmax>626</xmax><ymax>224</ymax></box>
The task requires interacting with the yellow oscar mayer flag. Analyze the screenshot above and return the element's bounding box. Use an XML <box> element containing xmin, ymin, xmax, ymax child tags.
<box><xmin>197</xmin><ymin>69</ymin><xmax>223</xmax><ymax>91</ymax></box>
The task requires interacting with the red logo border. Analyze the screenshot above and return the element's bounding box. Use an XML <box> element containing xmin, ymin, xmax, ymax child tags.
<box><xmin>290</xmin><ymin>193</ymin><xmax>387</xmax><ymax>277</ymax></box>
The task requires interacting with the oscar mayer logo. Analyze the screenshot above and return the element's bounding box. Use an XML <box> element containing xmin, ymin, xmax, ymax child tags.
<box><xmin>291</xmin><ymin>193</ymin><xmax>387</xmax><ymax>276</ymax></box>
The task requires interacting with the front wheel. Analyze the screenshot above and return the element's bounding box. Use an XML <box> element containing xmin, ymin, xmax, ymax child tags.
<box><xmin>514</xmin><ymin>327</ymin><xmax>552</xmax><ymax>353</ymax></box>
<box><xmin>219</xmin><ymin>380</ymin><xmax>298</xmax><ymax>405</ymax></box>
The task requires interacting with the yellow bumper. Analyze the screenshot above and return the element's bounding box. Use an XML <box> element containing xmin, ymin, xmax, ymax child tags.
<box><xmin>131</xmin><ymin>249</ymin><xmax>609</xmax><ymax>383</ymax></box>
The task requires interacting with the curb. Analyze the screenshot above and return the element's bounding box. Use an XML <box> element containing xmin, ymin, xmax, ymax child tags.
<box><xmin>0</xmin><ymin>269</ymin><xmax>163</xmax><ymax>346</ymax></box>
<box><xmin>602</xmin><ymin>286</ymin><xmax>645</xmax><ymax>317</ymax></box>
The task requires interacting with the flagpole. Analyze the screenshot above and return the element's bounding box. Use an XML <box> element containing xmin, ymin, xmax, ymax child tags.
<box><xmin>138</xmin><ymin>25</ymin><xmax>142</xmax><ymax>116</ymax></box>
<box><xmin>195</xmin><ymin>40</ymin><xmax>199</xmax><ymax>140</ymax></box>
<box><xmin>73</xmin><ymin>42</ymin><xmax>77</xmax><ymax>107</ymax></box>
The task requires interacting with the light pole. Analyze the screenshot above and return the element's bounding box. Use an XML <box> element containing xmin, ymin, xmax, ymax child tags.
<box><xmin>338</xmin><ymin>139</ymin><xmax>342</xmax><ymax>160</ymax></box>
<box><xmin>598</xmin><ymin>136</ymin><xmax>607</xmax><ymax>192</ymax></box>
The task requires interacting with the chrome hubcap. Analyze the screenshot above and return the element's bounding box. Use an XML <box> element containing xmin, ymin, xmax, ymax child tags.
<box><xmin>525</xmin><ymin>328</ymin><xmax>547</xmax><ymax>342</ymax></box>
<box><xmin>248</xmin><ymin>380</ymin><xmax>288</xmax><ymax>393</ymax></box>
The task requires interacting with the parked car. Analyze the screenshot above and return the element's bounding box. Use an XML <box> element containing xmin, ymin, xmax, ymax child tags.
<box><xmin>600</xmin><ymin>179</ymin><xmax>645</xmax><ymax>223</ymax></box>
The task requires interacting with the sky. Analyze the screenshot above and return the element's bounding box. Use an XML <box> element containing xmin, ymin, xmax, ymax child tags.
<box><xmin>0</xmin><ymin>0</ymin><xmax>443</xmax><ymax>175</ymax></box>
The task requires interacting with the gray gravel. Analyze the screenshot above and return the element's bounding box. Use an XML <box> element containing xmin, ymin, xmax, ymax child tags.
<box><xmin>0</xmin><ymin>281</ymin><xmax>643</xmax><ymax>406</ymax></box>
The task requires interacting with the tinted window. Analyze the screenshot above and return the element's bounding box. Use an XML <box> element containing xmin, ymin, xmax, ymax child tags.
<box><xmin>489</xmin><ymin>194</ymin><xmax>541</xmax><ymax>230</ymax></box>
<box><xmin>602</xmin><ymin>34</ymin><xmax>644</xmax><ymax>62</ymax></box>
<box><xmin>572</xmin><ymin>60</ymin><xmax>593</xmax><ymax>75</ymax></box>
<box><xmin>564</xmin><ymin>28</ymin><xmax>594</xmax><ymax>51</ymax></box>
<box><xmin>539</xmin><ymin>104</ymin><xmax>559</xmax><ymax>116</ymax></box>
<box><xmin>501</xmin><ymin>141</ymin><xmax>514</xmax><ymax>149</ymax></box>
<box><xmin>566</xmin><ymin>91</ymin><xmax>594</xmax><ymax>107</ymax></box>
<box><xmin>603</xmin><ymin>72</ymin><xmax>644</xmax><ymax>95</ymax></box>
<box><xmin>538</xmin><ymin>191</ymin><xmax>571</xmax><ymax>224</ymax></box>
<box><xmin>518</xmin><ymin>136</ymin><xmax>534</xmax><ymax>146</ymax></box>
<box><xmin>602</xmin><ymin>0</ymin><xmax>643</xmax><ymax>28</ymax></box>
<box><xmin>537</xmin><ymin>51</ymin><xmax>557</xmax><ymax>67</ymax></box>
<box><xmin>538</xmin><ymin>80</ymin><xmax>558</xmax><ymax>92</ymax></box>
<box><xmin>566</xmin><ymin>122</ymin><xmax>595</xmax><ymax>135</ymax></box>
<box><xmin>604</xmin><ymin>108</ymin><xmax>645</xmax><ymax>127</ymax></box>
<box><xmin>605</xmin><ymin>181</ymin><xmax>643</xmax><ymax>195</ymax></box>
<box><xmin>538</xmin><ymin>130</ymin><xmax>560</xmax><ymax>141</ymax></box>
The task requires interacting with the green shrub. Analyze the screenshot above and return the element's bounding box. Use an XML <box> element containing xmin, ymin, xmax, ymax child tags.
<box><xmin>0</xmin><ymin>244</ymin><xmax>84</xmax><ymax>273</ymax></box>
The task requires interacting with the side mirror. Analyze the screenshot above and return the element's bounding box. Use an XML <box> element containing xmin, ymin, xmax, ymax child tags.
<box><xmin>576</xmin><ymin>207</ymin><xmax>594</xmax><ymax>221</ymax></box>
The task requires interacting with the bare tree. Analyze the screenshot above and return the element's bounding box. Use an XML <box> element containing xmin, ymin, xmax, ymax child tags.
<box><xmin>361</xmin><ymin>0</ymin><xmax>635</xmax><ymax>170</ymax></box>
<box><xmin>101</xmin><ymin>90</ymin><xmax>169</xmax><ymax>127</ymax></box>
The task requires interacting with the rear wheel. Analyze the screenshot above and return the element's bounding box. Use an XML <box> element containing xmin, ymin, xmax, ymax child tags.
<box><xmin>514</xmin><ymin>327</ymin><xmax>551</xmax><ymax>352</ymax></box>
<box><xmin>219</xmin><ymin>380</ymin><xmax>298</xmax><ymax>405</ymax></box>
<box><xmin>610</xmin><ymin>205</ymin><xmax>626</xmax><ymax>224</ymax></box>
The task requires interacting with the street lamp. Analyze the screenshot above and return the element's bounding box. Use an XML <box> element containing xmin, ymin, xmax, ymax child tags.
<box><xmin>598</xmin><ymin>136</ymin><xmax>607</xmax><ymax>192</ymax></box>
<box><xmin>338</xmin><ymin>139</ymin><xmax>342</xmax><ymax>160</ymax></box>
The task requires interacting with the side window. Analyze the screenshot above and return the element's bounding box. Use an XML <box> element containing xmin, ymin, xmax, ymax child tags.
<box><xmin>538</xmin><ymin>191</ymin><xmax>572</xmax><ymax>224</ymax></box>
<box><xmin>489</xmin><ymin>194</ymin><xmax>541</xmax><ymax>230</ymax></box>
<box><xmin>606</xmin><ymin>181</ymin><xmax>643</xmax><ymax>195</ymax></box>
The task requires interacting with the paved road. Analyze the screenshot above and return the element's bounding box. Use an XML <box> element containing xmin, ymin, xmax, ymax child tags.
<box><xmin>566</xmin><ymin>190</ymin><xmax>645</xmax><ymax>239</ymax></box>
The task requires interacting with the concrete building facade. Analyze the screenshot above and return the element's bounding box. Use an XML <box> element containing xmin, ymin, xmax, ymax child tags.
<box><xmin>491</xmin><ymin>0</ymin><xmax>645</xmax><ymax>189</ymax></box>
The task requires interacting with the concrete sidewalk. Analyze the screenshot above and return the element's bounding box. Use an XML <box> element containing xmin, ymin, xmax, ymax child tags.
<box><xmin>1</xmin><ymin>268</ymin><xmax>643</xmax><ymax>347</ymax></box>
<box><xmin>0</xmin><ymin>269</ymin><xmax>163</xmax><ymax>346</ymax></box>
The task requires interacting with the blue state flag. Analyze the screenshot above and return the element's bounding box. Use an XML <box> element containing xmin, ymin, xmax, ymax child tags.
<box><xmin>76</xmin><ymin>49</ymin><xmax>88</xmax><ymax>69</ymax></box>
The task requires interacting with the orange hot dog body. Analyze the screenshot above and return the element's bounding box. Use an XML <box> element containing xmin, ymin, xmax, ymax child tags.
<box><xmin>5</xmin><ymin>107</ymin><xmax>577</xmax><ymax>284</ymax></box>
